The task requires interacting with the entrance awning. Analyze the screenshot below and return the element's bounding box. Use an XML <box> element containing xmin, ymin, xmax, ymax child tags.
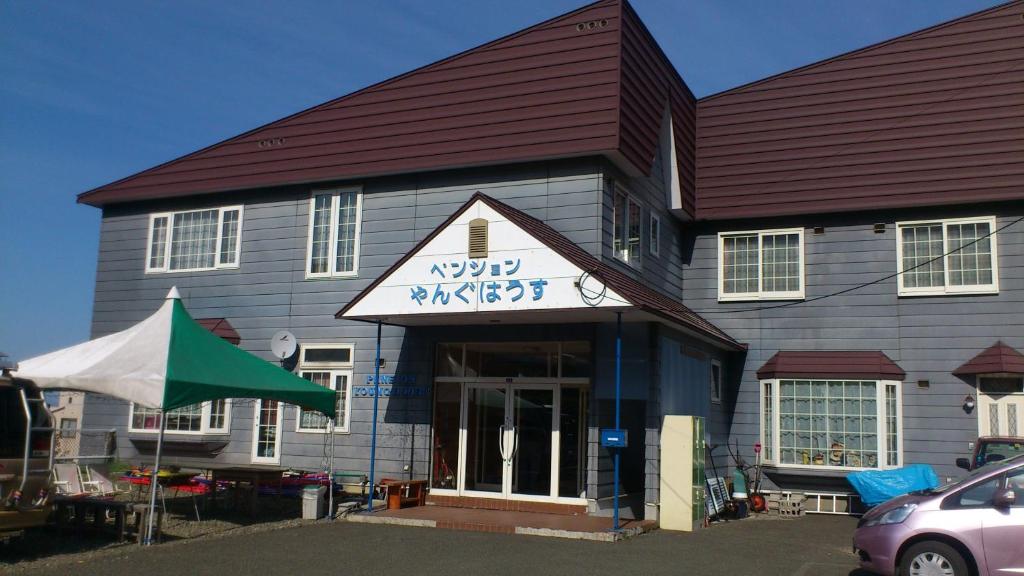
<box><xmin>336</xmin><ymin>193</ymin><xmax>742</xmax><ymax>351</ymax></box>
<box><xmin>954</xmin><ymin>341</ymin><xmax>1024</xmax><ymax>376</ymax></box>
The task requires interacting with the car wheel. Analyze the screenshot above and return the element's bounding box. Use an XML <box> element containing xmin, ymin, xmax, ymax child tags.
<box><xmin>900</xmin><ymin>541</ymin><xmax>969</xmax><ymax>576</ymax></box>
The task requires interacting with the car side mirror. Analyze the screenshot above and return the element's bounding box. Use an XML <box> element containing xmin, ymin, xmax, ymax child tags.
<box><xmin>955</xmin><ymin>458</ymin><xmax>971</xmax><ymax>470</ymax></box>
<box><xmin>993</xmin><ymin>489</ymin><xmax>1016</xmax><ymax>509</ymax></box>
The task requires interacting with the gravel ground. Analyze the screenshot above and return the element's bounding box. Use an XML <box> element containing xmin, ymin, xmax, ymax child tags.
<box><xmin>4</xmin><ymin>510</ymin><xmax>870</xmax><ymax>576</ymax></box>
<box><xmin>1</xmin><ymin>493</ymin><xmax>317</xmax><ymax>573</ymax></box>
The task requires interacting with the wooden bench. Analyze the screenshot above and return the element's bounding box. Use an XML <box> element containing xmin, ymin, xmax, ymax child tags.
<box><xmin>132</xmin><ymin>503</ymin><xmax>164</xmax><ymax>544</ymax></box>
<box><xmin>381</xmin><ymin>479</ymin><xmax>427</xmax><ymax>510</ymax></box>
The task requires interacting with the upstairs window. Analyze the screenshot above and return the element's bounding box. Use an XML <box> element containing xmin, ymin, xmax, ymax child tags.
<box><xmin>718</xmin><ymin>228</ymin><xmax>804</xmax><ymax>301</ymax></box>
<box><xmin>307</xmin><ymin>187</ymin><xmax>362</xmax><ymax>278</ymax></box>
<box><xmin>146</xmin><ymin>206</ymin><xmax>243</xmax><ymax>273</ymax></box>
<box><xmin>897</xmin><ymin>217</ymin><xmax>998</xmax><ymax>296</ymax></box>
<box><xmin>613</xmin><ymin>187</ymin><xmax>641</xmax><ymax>267</ymax></box>
<box><xmin>649</xmin><ymin>214</ymin><xmax>661</xmax><ymax>257</ymax></box>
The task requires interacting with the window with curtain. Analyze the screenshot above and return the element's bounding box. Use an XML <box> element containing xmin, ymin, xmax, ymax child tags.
<box><xmin>307</xmin><ymin>188</ymin><xmax>362</xmax><ymax>277</ymax></box>
<box><xmin>897</xmin><ymin>216</ymin><xmax>998</xmax><ymax>296</ymax></box>
<box><xmin>761</xmin><ymin>379</ymin><xmax>900</xmax><ymax>469</ymax></box>
<box><xmin>296</xmin><ymin>344</ymin><xmax>354</xmax><ymax>433</ymax></box>
<box><xmin>146</xmin><ymin>206</ymin><xmax>242</xmax><ymax>273</ymax></box>
<box><xmin>719</xmin><ymin>229</ymin><xmax>803</xmax><ymax>301</ymax></box>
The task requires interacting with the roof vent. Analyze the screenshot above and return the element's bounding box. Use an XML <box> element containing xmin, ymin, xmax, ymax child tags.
<box><xmin>468</xmin><ymin>218</ymin><xmax>488</xmax><ymax>258</ymax></box>
<box><xmin>576</xmin><ymin>19</ymin><xmax>608</xmax><ymax>32</ymax></box>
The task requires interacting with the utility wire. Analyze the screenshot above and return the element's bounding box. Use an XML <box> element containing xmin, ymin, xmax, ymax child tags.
<box><xmin>576</xmin><ymin>215</ymin><xmax>1022</xmax><ymax>315</ymax></box>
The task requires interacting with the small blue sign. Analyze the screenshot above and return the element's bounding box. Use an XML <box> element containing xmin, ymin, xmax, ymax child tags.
<box><xmin>601</xmin><ymin>428</ymin><xmax>628</xmax><ymax>448</ymax></box>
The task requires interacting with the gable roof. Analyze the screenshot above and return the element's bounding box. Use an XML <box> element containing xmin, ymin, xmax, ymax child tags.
<box><xmin>79</xmin><ymin>0</ymin><xmax>697</xmax><ymax>217</ymax></box>
<box><xmin>696</xmin><ymin>0</ymin><xmax>1024</xmax><ymax>220</ymax></box>
<box><xmin>336</xmin><ymin>192</ymin><xmax>742</xmax><ymax>351</ymax></box>
<box><xmin>756</xmin><ymin>351</ymin><xmax>906</xmax><ymax>380</ymax></box>
<box><xmin>954</xmin><ymin>341</ymin><xmax>1024</xmax><ymax>375</ymax></box>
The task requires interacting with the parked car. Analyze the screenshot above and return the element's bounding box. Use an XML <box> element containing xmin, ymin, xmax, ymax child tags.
<box><xmin>0</xmin><ymin>375</ymin><xmax>55</xmax><ymax>535</ymax></box>
<box><xmin>853</xmin><ymin>454</ymin><xmax>1024</xmax><ymax>576</ymax></box>
<box><xmin>956</xmin><ymin>436</ymin><xmax>1024</xmax><ymax>471</ymax></box>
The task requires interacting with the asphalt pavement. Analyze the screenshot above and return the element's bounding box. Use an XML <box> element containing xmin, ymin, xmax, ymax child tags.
<box><xmin>8</xmin><ymin>514</ymin><xmax>870</xmax><ymax>576</ymax></box>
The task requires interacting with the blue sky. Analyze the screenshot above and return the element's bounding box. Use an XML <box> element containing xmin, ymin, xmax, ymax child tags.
<box><xmin>0</xmin><ymin>0</ymin><xmax>1001</xmax><ymax>361</ymax></box>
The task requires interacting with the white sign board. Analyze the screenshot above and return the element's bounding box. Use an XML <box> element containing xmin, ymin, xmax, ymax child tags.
<box><xmin>343</xmin><ymin>201</ymin><xmax>626</xmax><ymax>318</ymax></box>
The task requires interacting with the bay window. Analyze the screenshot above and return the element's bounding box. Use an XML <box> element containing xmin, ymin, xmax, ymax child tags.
<box><xmin>296</xmin><ymin>344</ymin><xmax>353</xmax><ymax>433</ymax></box>
<box><xmin>306</xmin><ymin>187</ymin><xmax>362</xmax><ymax>278</ymax></box>
<box><xmin>896</xmin><ymin>216</ymin><xmax>998</xmax><ymax>296</ymax></box>
<box><xmin>719</xmin><ymin>228</ymin><xmax>804</xmax><ymax>301</ymax></box>
<box><xmin>129</xmin><ymin>400</ymin><xmax>230</xmax><ymax>434</ymax></box>
<box><xmin>760</xmin><ymin>379</ymin><xmax>901</xmax><ymax>469</ymax></box>
<box><xmin>146</xmin><ymin>206</ymin><xmax>242</xmax><ymax>273</ymax></box>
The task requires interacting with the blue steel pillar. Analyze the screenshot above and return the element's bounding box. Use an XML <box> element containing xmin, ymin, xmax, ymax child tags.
<box><xmin>367</xmin><ymin>320</ymin><xmax>382</xmax><ymax>512</ymax></box>
<box><xmin>613</xmin><ymin>311</ymin><xmax>622</xmax><ymax>531</ymax></box>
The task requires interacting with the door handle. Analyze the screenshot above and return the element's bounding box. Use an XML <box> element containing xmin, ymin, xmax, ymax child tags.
<box><xmin>508</xmin><ymin>426</ymin><xmax>519</xmax><ymax>463</ymax></box>
<box><xmin>498</xmin><ymin>424</ymin><xmax>508</xmax><ymax>462</ymax></box>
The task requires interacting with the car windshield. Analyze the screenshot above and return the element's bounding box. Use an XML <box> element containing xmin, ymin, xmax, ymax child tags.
<box><xmin>976</xmin><ymin>439</ymin><xmax>1024</xmax><ymax>468</ymax></box>
<box><xmin>928</xmin><ymin>454</ymin><xmax>1024</xmax><ymax>494</ymax></box>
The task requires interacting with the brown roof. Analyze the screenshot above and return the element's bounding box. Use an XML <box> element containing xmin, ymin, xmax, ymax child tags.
<box><xmin>756</xmin><ymin>351</ymin><xmax>906</xmax><ymax>380</ymax></box>
<box><xmin>78</xmin><ymin>0</ymin><xmax>696</xmax><ymax>218</ymax></box>
<box><xmin>195</xmin><ymin>318</ymin><xmax>241</xmax><ymax>345</ymax></box>
<box><xmin>336</xmin><ymin>192</ymin><xmax>742</xmax><ymax>351</ymax></box>
<box><xmin>954</xmin><ymin>341</ymin><xmax>1024</xmax><ymax>375</ymax></box>
<box><xmin>696</xmin><ymin>0</ymin><xmax>1024</xmax><ymax>220</ymax></box>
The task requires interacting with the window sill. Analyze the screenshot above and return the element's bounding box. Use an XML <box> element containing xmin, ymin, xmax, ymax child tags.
<box><xmin>897</xmin><ymin>289</ymin><xmax>999</xmax><ymax>298</ymax></box>
<box><xmin>717</xmin><ymin>294</ymin><xmax>805</xmax><ymax>303</ymax></box>
<box><xmin>304</xmin><ymin>273</ymin><xmax>359</xmax><ymax>281</ymax></box>
<box><xmin>762</xmin><ymin>464</ymin><xmax>896</xmax><ymax>475</ymax></box>
<box><xmin>145</xmin><ymin>266</ymin><xmax>240</xmax><ymax>275</ymax></box>
<box><xmin>128</xmin><ymin>430</ymin><xmax>230</xmax><ymax>437</ymax></box>
<box><xmin>295</xmin><ymin>429</ymin><xmax>351</xmax><ymax>435</ymax></box>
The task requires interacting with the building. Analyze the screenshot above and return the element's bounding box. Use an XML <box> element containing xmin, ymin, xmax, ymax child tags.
<box><xmin>49</xmin><ymin>391</ymin><xmax>84</xmax><ymax>458</ymax></box>
<box><xmin>78</xmin><ymin>0</ymin><xmax>1024</xmax><ymax>520</ymax></box>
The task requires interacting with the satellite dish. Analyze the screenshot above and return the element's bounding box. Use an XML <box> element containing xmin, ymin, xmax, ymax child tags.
<box><xmin>271</xmin><ymin>331</ymin><xmax>297</xmax><ymax>360</ymax></box>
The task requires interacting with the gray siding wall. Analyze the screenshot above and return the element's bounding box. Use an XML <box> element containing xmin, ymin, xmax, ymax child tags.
<box><xmin>83</xmin><ymin>158</ymin><xmax>608</xmax><ymax>479</ymax></box>
<box><xmin>681</xmin><ymin>205</ymin><xmax>1024</xmax><ymax>485</ymax></box>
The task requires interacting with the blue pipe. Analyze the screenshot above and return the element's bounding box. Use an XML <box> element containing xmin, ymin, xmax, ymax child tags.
<box><xmin>367</xmin><ymin>320</ymin><xmax>382</xmax><ymax>512</ymax></box>
<box><xmin>613</xmin><ymin>311</ymin><xmax>622</xmax><ymax>531</ymax></box>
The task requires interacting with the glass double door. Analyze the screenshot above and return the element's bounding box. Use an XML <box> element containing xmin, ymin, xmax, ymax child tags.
<box><xmin>462</xmin><ymin>383</ymin><xmax>557</xmax><ymax>500</ymax></box>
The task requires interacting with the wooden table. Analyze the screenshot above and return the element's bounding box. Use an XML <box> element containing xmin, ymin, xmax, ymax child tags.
<box><xmin>382</xmin><ymin>479</ymin><xmax>428</xmax><ymax>510</ymax></box>
<box><xmin>206</xmin><ymin>465</ymin><xmax>286</xmax><ymax>516</ymax></box>
<box><xmin>53</xmin><ymin>496</ymin><xmax>133</xmax><ymax>541</ymax></box>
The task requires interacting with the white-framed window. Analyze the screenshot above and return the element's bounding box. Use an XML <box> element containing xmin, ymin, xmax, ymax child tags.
<box><xmin>718</xmin><ymin>228</ymin><xmax>804</xmax><ymax>301</ymax></box>
<box><xmin>146</xmin><ymin>206</ymin><xmax>243</xmax><ymax>273</ymax></box>
<box><xmin>760</xmin><ymin>379</ymin><xmax>902</xmax><ymax>470</ymax></box>
<box><xmin>128</xmin><ymin>400</ymin><xmax>231</xmax><ymax>435</ymax></box>
<box><xmin>296</xmin><ymin>344</ymin><xmax>354</xmax><ymax>433</ymax></box>
<box><xmin>649</xmin><ymin>213</ymin><xmax>661</xmax><ymax>257</ymax></box>
<box><xmin>710</xmin><ymin>359</ymin><xmax>722</xmax><ymax>404</ymax></box>
<box><xmin>612</xmin><ymin>186</ymin><xmax>642</xmax><ymax>267</ymax></box>
<box><xmin>896</xmin><ymin>216</ymin><xmax>999</xmax><ymax>296</ymax></box>
<box><xmin>306</xmin><ymin>187</ymin><xmax>362</xmax><ymax>278</ymax></box>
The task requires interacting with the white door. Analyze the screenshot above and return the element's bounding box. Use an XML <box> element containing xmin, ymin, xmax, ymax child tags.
<box><xmin>251</xmin><ymin>400</ymin><xmax>283</xmax><ymax>464</ymax></box>
<box><xmin>978</xmin><ymin>377</ymin><xmax>1024</xmax><ymax>437</ymax></box>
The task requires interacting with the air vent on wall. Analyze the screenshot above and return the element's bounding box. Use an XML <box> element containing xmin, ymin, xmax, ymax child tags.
<box><xmin>468</xmin><ymin>218</ymin><xmax>488</xmax><ymax>258</ymax></box>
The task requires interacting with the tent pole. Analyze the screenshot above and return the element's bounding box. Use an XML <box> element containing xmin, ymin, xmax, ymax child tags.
<box><xmin>367</xmin><ymin>320</ymin><xmax>382</xmax><ymax>512</ymax></box>
<box><xmin>328</xmin><ymin>417</ymin><xmax>336</xmax><ymax>520</ymax></box>
<box><xmin>145</xmin><ymin>410</ymin><xmax>166</xmax><ymax>545</ymax></box>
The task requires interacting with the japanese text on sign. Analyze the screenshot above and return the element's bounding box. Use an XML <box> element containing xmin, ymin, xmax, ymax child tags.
<box><xmin>409</xmin><ymin>258</ymin><xmax>548</xmax><ymax>307</ymax></box>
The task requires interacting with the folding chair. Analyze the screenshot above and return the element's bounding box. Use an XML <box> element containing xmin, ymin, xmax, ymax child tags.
<box><xmin>82</xmin><ymin>464</ymin><xmax>129</xmax><ymax>497</ymax></box>
<box><xmin>52</xmin><ymin>463</ymin><xmax>87</xmax><ymax>496</ymax></box>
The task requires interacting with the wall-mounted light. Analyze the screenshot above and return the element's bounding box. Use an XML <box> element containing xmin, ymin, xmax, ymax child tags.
<box><xmin>963</xmin><ymin>395</ymin><xmax>976</xmax><ymax>412</ymax></box>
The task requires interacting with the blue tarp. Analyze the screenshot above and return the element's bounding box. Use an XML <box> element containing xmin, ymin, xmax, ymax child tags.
<box><xmin>847</xmin><ymin>464</ymin><xmax>941</xmax><ymax>506</ymax></box>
